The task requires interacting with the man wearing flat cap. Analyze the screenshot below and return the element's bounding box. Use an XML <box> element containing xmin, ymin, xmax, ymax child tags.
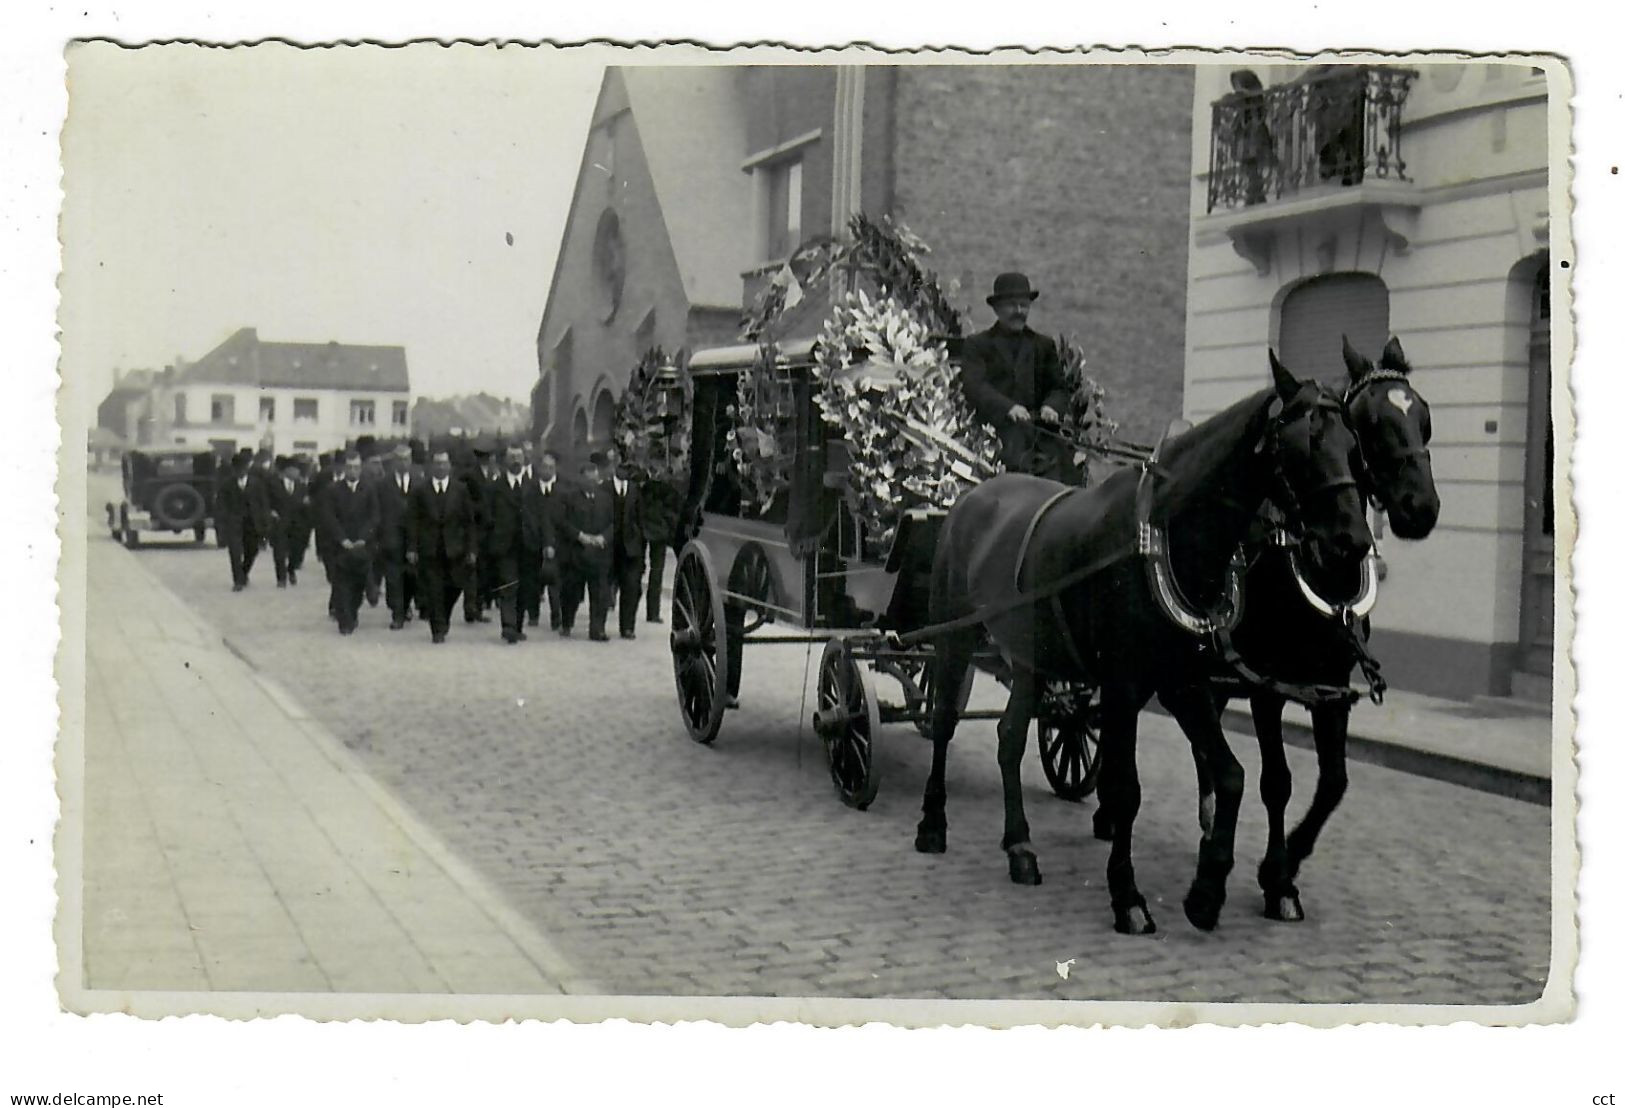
<box><xmin>959</xmin><ymin>272</ymin><xmax>1072</xmax><ymax>477</ymax></box>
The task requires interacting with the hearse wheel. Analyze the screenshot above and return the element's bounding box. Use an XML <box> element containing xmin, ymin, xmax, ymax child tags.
<box><xmin>815</xmin><ymin>637</ymin><xmax>881</xmax><ymax>810</ymax></box>
<box><xmin>669</xmin><ymin>542</ymin><xmax>729</xmax><ymax>745</ymax></box>
<box><xmin>1037</xmin><ymin>684</ymin><xmax>1102</xmax><ymax>802</ymax></box>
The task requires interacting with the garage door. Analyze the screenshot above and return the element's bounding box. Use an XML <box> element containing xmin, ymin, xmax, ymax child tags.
<box><xmin>1278</xmin><ymin>273</ymin><xmax>1390</xmax><ymax>381</ymax></box>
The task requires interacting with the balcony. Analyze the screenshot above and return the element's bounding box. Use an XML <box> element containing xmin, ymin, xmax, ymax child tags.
<box><xmin>1207</xmin><ymin>65</ymin><xmax>1418</xmax><ymax>214</ymax></box>
<box><xmin>1200</xmin><ymin>66</ymin><xmax>1422</xmax><ymax>277</ymax></box>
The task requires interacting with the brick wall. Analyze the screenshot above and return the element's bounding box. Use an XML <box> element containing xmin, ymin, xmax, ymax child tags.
<box><xmin>889</xmin><ymin>65</ymin><xmax>1194</xmax><ymax>442</ymax></box>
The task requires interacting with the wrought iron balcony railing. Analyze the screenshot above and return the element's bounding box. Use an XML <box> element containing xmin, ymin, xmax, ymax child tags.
<box><xmin>1207</xmin><ymin>66</ymin><xmax>1418</xmax><ymax>214</ymax></box>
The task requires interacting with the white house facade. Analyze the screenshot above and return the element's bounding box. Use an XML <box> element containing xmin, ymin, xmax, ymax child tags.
<box><xmin>1184</xmin><ymin>61</ymin><xmax>1558</xmax><ymax>701</ymax></box>
<box><xmin>145</xmin><ymin>328</ymin><xmax>413</xmax><ymax>459</ymax></box>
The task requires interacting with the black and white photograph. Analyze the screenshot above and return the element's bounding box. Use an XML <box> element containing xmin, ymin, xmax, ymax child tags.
<box><xmin>51</xmin><ymin>42</ymin><xmax>1573</xmax><ymax>1025</ymax></box>
<box><xmin>11</xmin><ymin>9</ymin><xmax>1620</xmax><ymax>1100</ymax></box>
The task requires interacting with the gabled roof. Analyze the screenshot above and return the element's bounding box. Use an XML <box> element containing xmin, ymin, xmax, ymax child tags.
<box><xmin>539</xmin><ymin>67</ymin><xmax>753</xmax><ymax>345</ymax></box>
<box><xmin>179</xmin><ymin>328</ymin><xmax>410</xmax><ymax>393</ymax></box>
<box><xmin>619</xmin><ymin>67</ymin><xmax>753</xmax><ymax>310</ymax></box>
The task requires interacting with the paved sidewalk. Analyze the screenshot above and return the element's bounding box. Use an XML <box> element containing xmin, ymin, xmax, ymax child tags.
<box><xmin>79</xmin><ymin>537</ymin><xmax>589</xmax><ymax>995</ymax></box>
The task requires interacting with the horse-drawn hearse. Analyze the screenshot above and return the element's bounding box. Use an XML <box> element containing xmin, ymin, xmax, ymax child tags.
<box><xmin>669</xmin><ymin>322</ymin><xmax>1439</xmax><ymax>934</ymax></box>
<box><xmin>667</xmin><ymin>335</ymin><xmax>1144</xmax><ymax>810</ymax></box>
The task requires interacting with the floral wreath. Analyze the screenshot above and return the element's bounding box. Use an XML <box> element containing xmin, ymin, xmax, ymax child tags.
<box><xmin>733</xmin><ymin>213</ymin><xmax>1118</xmax><ymax>547</ymax></box>
<box><xmin>725</xmin><ymin>341</ymin><xmax>798</xmax><ymax>515</ymax></box>
<box><xmin>813</xmin><ymin>289</ymin><xmax>1000</xmax><ymax>551</ymax></box>
<box><xmin>612</xmin><ymin>346</ymin><xmax>694</xmax><ymax>483</ymax></box>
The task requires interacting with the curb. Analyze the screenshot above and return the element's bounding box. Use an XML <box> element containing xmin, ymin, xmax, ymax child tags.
<box><xmin>1145</xmin><ymin>701</ymin><xmax>1550</xmax><ymax>806</ymax></box>
<box><xmin>1202</xmin><ymin>704</ymin><xmax>1551</xmax><ymax>807</ymax></box>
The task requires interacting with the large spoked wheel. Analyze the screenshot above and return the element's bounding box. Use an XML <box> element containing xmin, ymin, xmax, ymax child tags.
<box><xmin>815</xmin><ymin>637</ymin><xmax>882</xmax><ymax>810</ymax></box>
<box><xmin>670</xmin><ymin>542</ymin><xmax>730</xmax><ymax>745</ymax></box>
<box><xmin>1037</xmin><ymin>684</ymin><xmax>1102</xmax><ymax>802</ymax></box>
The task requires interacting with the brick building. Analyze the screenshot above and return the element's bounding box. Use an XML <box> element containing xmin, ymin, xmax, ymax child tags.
<box><xmin>1182</xmin><ymin>62</ymin><xmax>1557</xmax><ymax>700</ymax></box>
<box><xmin>535</xmin><ymin>62</ymin><xmax>1195</xmax><ymax>455</ymax></box>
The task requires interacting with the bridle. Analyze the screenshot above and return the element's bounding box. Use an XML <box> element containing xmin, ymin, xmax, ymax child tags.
<box><xmin>1342</xmin><ymin>369</ymin><xmax>1433</xmax><ymax>509</ymax></box>
<box><xmin>1256</xmin><ymin>386</ymin><xmax>1364</xmax><ymax>542</ymax></box>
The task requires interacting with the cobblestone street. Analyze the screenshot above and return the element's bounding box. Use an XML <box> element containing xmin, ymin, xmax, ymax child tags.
<box><xmin>111</xmin><ymin>510</ymin><xmax>1552</xmax><ymax>1005</ymax></box>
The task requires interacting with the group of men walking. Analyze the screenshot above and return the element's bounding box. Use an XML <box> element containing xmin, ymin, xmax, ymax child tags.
<box><xmin>212</xmin><ymin>439</ymin><xmax>683</xmax><ymax>645</ymax></box>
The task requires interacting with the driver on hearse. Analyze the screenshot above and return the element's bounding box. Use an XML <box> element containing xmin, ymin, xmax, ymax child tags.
<box><xmin>958</xmin><ymin>271</ymin><xmax>1075</xmax><ymax>480</ymax></box>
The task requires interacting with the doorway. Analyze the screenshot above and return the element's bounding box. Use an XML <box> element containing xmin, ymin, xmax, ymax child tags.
<box><xmin>1517</xmin><ymin>261</ymin><xmax>1554</xmax><ymax>678</ymax></box>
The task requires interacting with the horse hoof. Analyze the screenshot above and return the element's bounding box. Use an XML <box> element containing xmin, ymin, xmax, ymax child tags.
<box><xmin>1092</xmin><ymin>813</ymin><xmax>1114</xmax><ymax>842</ymax></box>
<box><xmin>1007</xmin><ymin>850</ymin><xmax>1043</xmax><ymax>886</ymax></box>
<box><xmin>1183</xmin><ymin>888</ymin><xmax>1225</xmax><ymax>932</ymax></box>
<box><xmin>914</xmin><ymin>825</ymin><xmax>946</xmax><ymax>854</ymax></box>
<box><xmin>1113</xmin><ymin>904</ymin><xmax>1157</xmax><ymax>936</ymax></box>
<box><xmin>1263</xmin><ymin>893</ymin><xmax>1305</xmax><ymax>922</ymax></box>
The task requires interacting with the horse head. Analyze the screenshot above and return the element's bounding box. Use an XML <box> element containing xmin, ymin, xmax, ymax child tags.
<box><xmin>1341</xmin><ymin>335</ymin><xmax>1440</xmax><ymax>540</ymax></box>
<box><xmin>1266</xmin><ymin>350</ymin><xmax>1374</xmax><ymax>572</ymax></box>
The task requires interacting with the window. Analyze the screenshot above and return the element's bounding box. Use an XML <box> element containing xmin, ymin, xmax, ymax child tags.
<box><xmin>173</xmin><ymin>393</ymin><xmax>187</xmax><ymax>425</ymax></box>
<box><xmin>260</xmin><ymin>396</ymin><xmax>276</xmax><ymax>423</ymax></box>
<box><xmin>764</xmin><ymin>158</ymin><xmax>803</xmax><ymax>261</ymax></box>
<box><xmin>592</xmin><ymin>209</ymin><xmax>626</xmax><ymax>323</ymax></box>
<box><xmin>211</xmin><ymin>394</ymin><xmax>235</xmax><ymax>424</ymax></box>
<box><xmin>392</xmin><ymin>400</ymin><xmax>409</xmax><ymax>428</ymax></box>
<box><xmin>293</xmin><ymin>397</ymin><xmax>318</xmax><ymax>422</ymax></box>
<box><xmin>293</xmin><ymin>440</ymin><xmax>318</xmax><ymax>454</ymax></box>
<box><xmin>350</xmin><ymin>399</ymin><xmax>376</xmax><ymax>426</ymax></box>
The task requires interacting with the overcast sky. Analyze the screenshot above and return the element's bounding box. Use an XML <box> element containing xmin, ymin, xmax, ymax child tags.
<box><xmin>60</xmin><ymin>42</ymin><xmax>607</xmax><ymax>409</ymax></box>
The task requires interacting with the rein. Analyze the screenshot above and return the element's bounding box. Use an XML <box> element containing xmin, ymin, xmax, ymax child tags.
<box><xmin>897</xmin><ymin>389</ymin><xmax>1380</xmax><ymax>709</ymax></box>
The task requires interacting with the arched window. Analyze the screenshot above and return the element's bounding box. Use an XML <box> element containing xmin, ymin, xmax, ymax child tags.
<box><xmin>591</xmin><ymin>388</ymin><xmax>616</xmax><ymax>445</ymax></box>
<box><xmin>571</xmin><ymin>408</ymin><xmax>589</xmax><ymax>453</ymax></box>
<box><xmin>1278</xmin><ymin>273</ymin><xmax>1390</xmax><ymax>380</ymax></box>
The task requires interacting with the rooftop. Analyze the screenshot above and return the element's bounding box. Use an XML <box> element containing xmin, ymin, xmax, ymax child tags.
<box><xmin>178</xmin><ymin>328</ymin><xmax>410</xmax><ymax>393</ymax></box>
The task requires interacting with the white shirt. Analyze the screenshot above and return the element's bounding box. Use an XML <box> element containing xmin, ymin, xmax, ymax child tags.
<box><xmin>613</xmin><ymin>477</ymin><xmax>628</xmax><ymax>497</ymax></box>
<box><xmin>434</xmin><ymin>478</ymin><xmax>447</xmax><ymax>495</ymax></box>
<box><xmin>398</xmin><ymin>473</ymin><xmax>410</xmax><ymax>494</ymax></box>
<box><xmin>538</xmin><ymin>479</ymin><xmax>555</xmax><ymax>495</ymax></box>
<box><xmin>237</xmin><ymin>476</ymin><xmax>248</xmax><ymax>490</ymax></box>
<box><xmin>284</xmin><ymin>478</ymin><xmax>294</xmax><ymax>494</ymax></box>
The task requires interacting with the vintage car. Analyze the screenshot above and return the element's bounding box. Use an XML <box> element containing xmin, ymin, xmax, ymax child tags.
<box><xmin>105</xmin><ymin>448</ymin><xmax>219</xmax><ymax>548</ymax></box>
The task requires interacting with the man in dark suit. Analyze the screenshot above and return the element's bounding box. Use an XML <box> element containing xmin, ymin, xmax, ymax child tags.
<box><xmin>485</xmin><ymin>443</ymin><xmax>546</xmax><ymax>644</ymax></box>
<box><xmin>457</xmin><ymin>443</ymin><xmax>494</xmax><ymax>624</ymax></box>
<box><xmin>958</xmin><ymin>272</ymin><xmax>1072</xmax><ymax>477</ymax></box>
<box><xmin>377</xmin><ymin>443</ymin><xmax>423</xmax><ymax>630</ymax></box>
<box><xmin>285</xmin><ymin>455</ymin><xmax>315</xmax><ymax>583</ymax></box>
<box><xmin>518</xmin><ymin>442</ymin><xmax>545</xmax><ymax>629</ymax></box>
<box><xmin>264</xmin><ymin>455</ymin><xmax>310</xmax><ymax>588</ymax></box>
<box><xmin>215</xmin><ymin>452</ymin><xmax>271</xmax><ymax>592</ymax></box>
<box><xmin>608</xmin><ymin>454</ymin><xmax>645</xmax><ymax>640</ymax></box>
<box><xmin>405</xmin><ymin>448</ymin><xmax>477</xmax><ymax>644</ymax></box>
<box><xmin>533</xmin><ymin>450</ymin><xmax>566</xmax><ymax>632</ymax></box>
<box><xmin>639</xmin><ymin>473</ymin><xmax>682</xmax><ymax>624</ymax></box>
<box><xmin>560</xmin><ymin>452</ymin><xmax>615</xmax><ymax>642</ymax></box>
<box><xmin>318</xmin><ymin>451</ymin><xmax>380</xmax><ymax>635</ymax></box>
<box><xmin>307</xmin><ymin>451</ymin><xmax>346</xmax><ymax>618</ymax></box>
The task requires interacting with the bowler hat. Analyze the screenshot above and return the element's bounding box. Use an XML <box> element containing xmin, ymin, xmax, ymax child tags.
<box><xmin>986</xmin><ymin>272</ymin><xmax>1040</xmax><ymax>305</ymax></box>
<box><xmin>587</xmin><ymin>450</ymin><xmax>609</xmax><ymax>467</ymax></box>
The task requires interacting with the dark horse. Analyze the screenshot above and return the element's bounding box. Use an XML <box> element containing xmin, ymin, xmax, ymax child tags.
<box><xmin>915</xmin><ymin>353</ymin><xmax>1373</xmax><ymax>934</ymax></box>
<box><xmin>1181</xmin><ymin>335</ymin><xmax>1439</xmax><ymax>924</ymax></box>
